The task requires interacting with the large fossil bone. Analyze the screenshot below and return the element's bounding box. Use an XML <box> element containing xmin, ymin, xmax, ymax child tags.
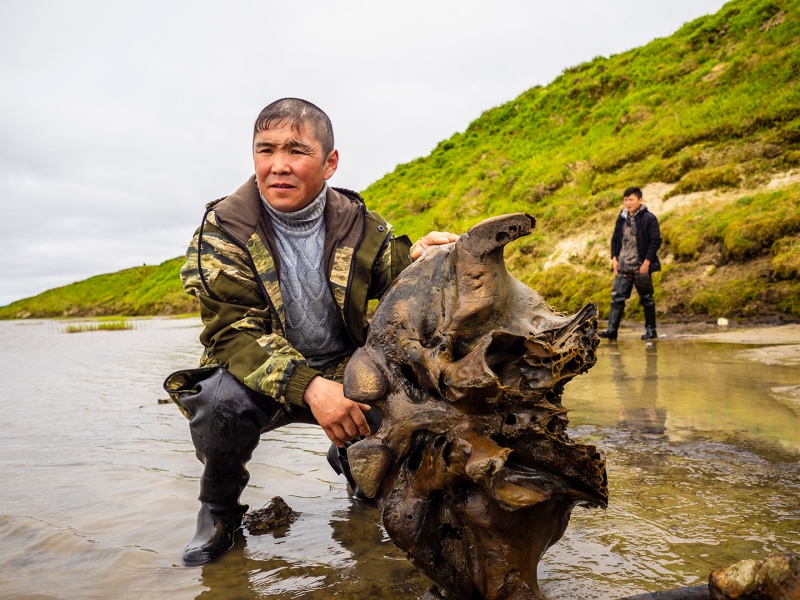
<box><xmin>344</xmin><ymin>214</ymin><xmax>608</xmax><ymax>599</ymax></box>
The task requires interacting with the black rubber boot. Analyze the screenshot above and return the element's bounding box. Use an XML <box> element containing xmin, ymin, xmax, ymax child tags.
<box><xmin>183</xmin><ymin>503</ymin><xmax>247</xmax><ymax>567</ymax></box>
<box><xmin>599</xmin><ymin>305</ymin><xmax>623</xmax><ymax>341</ymax></box>
<box><xmin>641</xmin><ymin>305</ymin><xmax>658</xmax><ymax>340</ymax></box>
<box><xmin>327</xmin><ymin>408</ymin><xmax>383</xmax><ymax>500</ymax></box>
<box><xmin>174</xmin><ymin>367</ymin><xmax>285</xmax><ymax>566</ymax></box>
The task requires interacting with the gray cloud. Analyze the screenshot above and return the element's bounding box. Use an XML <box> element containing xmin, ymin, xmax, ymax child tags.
<box><xmin>0</xmin><ymin>0</ymin><xmax>727</xmax><ymax>306</ymax></box>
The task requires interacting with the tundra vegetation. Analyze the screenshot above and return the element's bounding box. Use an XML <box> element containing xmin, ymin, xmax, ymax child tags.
<box><xmin>63</xmin><ymin>319</ymin><xmax>134</xmax><ymax>333</ymax></box>
<box><xmin>2</xmin><ymin>0</ymin><xmax>799</xmax><ymax>321</ymax></box>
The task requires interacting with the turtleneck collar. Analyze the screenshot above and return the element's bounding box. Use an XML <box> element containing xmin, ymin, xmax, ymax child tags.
<box><xmin>259</xmin><ymin>184</ymin><xmax>327</xmax><ymax>234</ymax></box>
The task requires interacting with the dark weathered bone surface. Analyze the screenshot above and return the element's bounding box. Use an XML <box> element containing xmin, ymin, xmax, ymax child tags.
<box><xmin>344</xmin><ymin>213</ymin><xmax>608</xmax><ymax>600</ymax></box>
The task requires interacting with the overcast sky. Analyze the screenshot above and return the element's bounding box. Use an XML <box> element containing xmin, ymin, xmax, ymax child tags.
<box><xmin>0</xmin><ymin>0</ymin><xmax>729</xmax><ymax>306</ymax></box>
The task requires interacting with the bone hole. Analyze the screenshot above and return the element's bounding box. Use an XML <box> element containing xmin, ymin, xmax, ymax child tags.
<box><xmin>549</xmin><ymin>381</ymin><xmax>566</xmax><ymax>401</ymax></box>
<box><xmin>485</xmin><ymin>336</ymin><xmax>527</xmax><ymax>376</ymax></box>
<box><xmin>452</xmin><ymin>340</ymin><xmax>472</xmax><ymax>361</ymax></box>
<box><xmin>495</xmin><ymin>231</ymin><xmax>510</xmax><ymax>243</ymax></box>
<box><xmin>420</xmin><ymin>315</ymin><xmax>437</xmax><ymax>346</ymax></box>
<box><xmin>433</xmin><ymin>436</ymin><xmax>446</xmax><ymax>449</ymax></box>
<box><xmin>505</xmin><ymin>414</ymin><xmax>517</xmax><ymax>426</ymax></box>
<box><xmin>408</xmin><ymin>445</ymin><xmax>424</xmax><ymax>472</ymax></box>
<box><xmin>441</xmin><ymin>523</ymin><xmax>463</xmax><ymax>541</ymax></box>
<box><xmin>564</xmin><ymin>356</ymin><xmax>583</xmax><ymax>373</ymax></box>
<box><xmin>544</xmin><ymin>390</ymin><xmax>558</xmax><ymax>404</ymax></box>
<box><xmin>400</xmin><ymin>364</ymin><xmax>424</xmax><ymax>394</ymax></box>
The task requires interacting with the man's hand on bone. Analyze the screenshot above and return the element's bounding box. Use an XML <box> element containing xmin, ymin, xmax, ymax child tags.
<box><xmin>304</xmin><ymin>376</ymin><xmax>371</xmax><ymax>447</ymax></box>
<box><xmin>411</xmin><ymin>231</ymin><xmax>459</xmax><ymax>260</ymax></box>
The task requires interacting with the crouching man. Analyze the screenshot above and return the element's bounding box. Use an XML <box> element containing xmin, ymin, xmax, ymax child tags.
<box><xmin>164</xmin><ymin>98</ymin><xmax>457</xmax><ymax>566</ymax></box>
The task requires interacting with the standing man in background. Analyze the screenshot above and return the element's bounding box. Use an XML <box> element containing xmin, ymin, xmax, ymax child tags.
<box><xmin>598</xmin><ymin>186</ymin><xmax>662</xmax><ymax>341</ymax></box>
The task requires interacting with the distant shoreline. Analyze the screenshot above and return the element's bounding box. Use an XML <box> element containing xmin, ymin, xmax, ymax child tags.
<box><xmin>4</xmin><ymin>313</ymin><xmax>799</xmax><ymax>346</ymax></box>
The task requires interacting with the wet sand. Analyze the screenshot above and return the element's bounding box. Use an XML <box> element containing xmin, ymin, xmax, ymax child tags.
<box><xmin>614</xmin><ymin>321</ymin><xmax>800</xmax><ymax>361</ymax></box>
<box><xmin>668</xmin><ymin>322</ymin><xmax>800</xmax><ymax>345</ymax></box>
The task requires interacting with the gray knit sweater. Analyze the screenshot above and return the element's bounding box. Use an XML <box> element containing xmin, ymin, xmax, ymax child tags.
<box><xmin>262</xmin><ymin>185</ymin><xmax>349</xmax><ymax>368</ymax></box>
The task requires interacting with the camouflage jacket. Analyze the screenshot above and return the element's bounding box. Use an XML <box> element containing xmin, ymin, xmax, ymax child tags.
<box><xmin>179</xmin><ymin>178</ymin><xmax>412</xmax><ymax>409</ymax></box>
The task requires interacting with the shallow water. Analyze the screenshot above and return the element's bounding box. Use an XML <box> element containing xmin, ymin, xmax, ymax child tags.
<box><xmin>0</xmin><ymin>318</ymin><xmax>797</xmax><ymax>599</ymax></box>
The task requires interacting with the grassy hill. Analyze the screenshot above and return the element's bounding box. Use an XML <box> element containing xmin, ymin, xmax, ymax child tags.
<box><xmin>2</xmin><ymin>0</ymin><xmax>799</xmax><ymax>322</ymax></box>
<box><xmin>363</xmin><ymin>0</ymin><xmax>800</xmax><ymax>321</ymax></box>
<box><xmin>0</xmin><ymin>257</ymin><xmax>197</xmax><ymax>319</ymax></box>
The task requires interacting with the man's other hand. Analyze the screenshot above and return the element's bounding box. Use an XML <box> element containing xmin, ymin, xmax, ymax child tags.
<box><xmin>411</xmin><ymin>231</ymin><xmax>459</xmax><ymax>260</ymax></box>
<box><xmin>303</xmin><ymin>376</ymin><xmax>372</xmax><ymax>447</ymax></box>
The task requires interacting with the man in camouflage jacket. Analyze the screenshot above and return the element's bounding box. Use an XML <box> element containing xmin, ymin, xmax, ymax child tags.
<box><xmin>165</xmin><ymin>98</ymin><xmax>457</xmax><ymax>567</ymax></box>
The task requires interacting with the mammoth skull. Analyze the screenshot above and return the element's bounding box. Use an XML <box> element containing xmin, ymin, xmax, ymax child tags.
<box><xmin>344</xmin><ymin>214</ymin><xmax>608</xmax><ymax>600</ymax></box>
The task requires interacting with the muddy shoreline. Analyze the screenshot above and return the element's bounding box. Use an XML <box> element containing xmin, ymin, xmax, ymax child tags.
<box><xmin>610</xmin><ymin>320</ymin><xmax>800</xmax><ymax>345</ymax></box>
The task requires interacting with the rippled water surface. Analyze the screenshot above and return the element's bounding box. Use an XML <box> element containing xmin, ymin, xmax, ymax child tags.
<box><xmin>0</xmin><ymin>318</ymin><xmax>798</xmax><ymax>599</ymax></box>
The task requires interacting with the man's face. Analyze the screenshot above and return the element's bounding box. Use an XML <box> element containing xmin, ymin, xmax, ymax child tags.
<box><xmin>253</xmin><ymin>121</ymin><xmax>338</xmax><ymax>212</ymax></box>
<box><xmin>623</xmin><ymin>193</ymin><xmax>642</xmax><ymax>213</ymax></box>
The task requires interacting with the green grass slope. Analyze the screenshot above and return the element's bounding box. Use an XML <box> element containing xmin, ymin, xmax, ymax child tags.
<box><xmin>3</xmin><ymin>0</ymin><xmax>799</xmax><ymax>321</ymax></box>
<box><xmin>363</xmin><ymin>0</ymin><xmax>800</xmax><ymax>321</ymax></box>
<box><xmin>0</xmin><ymin>257</ymin><xmax>198</xmax><ymax>319</ymax></box>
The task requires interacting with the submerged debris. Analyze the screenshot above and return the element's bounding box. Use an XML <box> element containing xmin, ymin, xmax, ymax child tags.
<box><xmin>242</xmin><ymin>496</ymin><xmax>298</xmax><ymax>534</ymax></box>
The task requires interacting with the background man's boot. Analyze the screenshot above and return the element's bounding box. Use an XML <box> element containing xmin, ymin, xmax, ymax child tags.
<box><xmin>599</xmin><ymin>305</ymin><xmax>623</xmax><ymax>341</ymax></box>
<box><xmin>642</xmin><ymin>305</ymin><xmax>657</xmax><ymax>340</ymax></box>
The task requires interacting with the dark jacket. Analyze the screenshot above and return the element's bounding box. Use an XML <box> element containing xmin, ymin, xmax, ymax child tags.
<box><xmin>177</xmin><ymin>177</ymin><xmax>412</xmax><ymax>408</ymax></box>
<box><xmin>610</xmin><ymin>206</ymin><xmax>662</xmax><ymax>274</ymax></box>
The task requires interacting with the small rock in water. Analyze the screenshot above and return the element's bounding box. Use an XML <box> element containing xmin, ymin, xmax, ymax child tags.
<box><xmin>242</xmin><ymin>496</ymin><xmax>298</xmax><ymax>534</ymax></box>
<box><xmin>709</xmin><ymin>552</ymin><xmax>800</xmax><ymax>599</ymax></box>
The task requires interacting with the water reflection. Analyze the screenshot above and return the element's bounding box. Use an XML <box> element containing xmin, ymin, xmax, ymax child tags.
<box><xmin>0</xmin><ymin>320</ymin><xmax>797</xmax><ymax>600</ymax></box>
<box><xmin>540</xmin><ymin>339</ymin><xmax>800</xmax><ymax>599</ymax></box>
<box><xmin>192</xmin><ymin>498</ymin><xmax>431</xmax><ymax>599</ymax></box>
<box><xmin>612</xmin><ymin>343</ymin><xmax>666</xmax><ymax>435</ymax></box>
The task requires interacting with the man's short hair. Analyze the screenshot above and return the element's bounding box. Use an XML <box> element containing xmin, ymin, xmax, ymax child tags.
<box><xmin>253</xmin><ymin>98</ymin><xmax>334</xmax><ymax>157</ymax></box>
<box><xmin>623</xmin><ymin>186</ymin><xmax>643</xmax><ymax>199</ymax></box>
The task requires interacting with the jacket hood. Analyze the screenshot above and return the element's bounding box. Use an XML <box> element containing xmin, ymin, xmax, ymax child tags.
<box><xmin>620</xmin><ymin>205</ymin><xmax>649</xmax><ymax>219</ymax></box>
